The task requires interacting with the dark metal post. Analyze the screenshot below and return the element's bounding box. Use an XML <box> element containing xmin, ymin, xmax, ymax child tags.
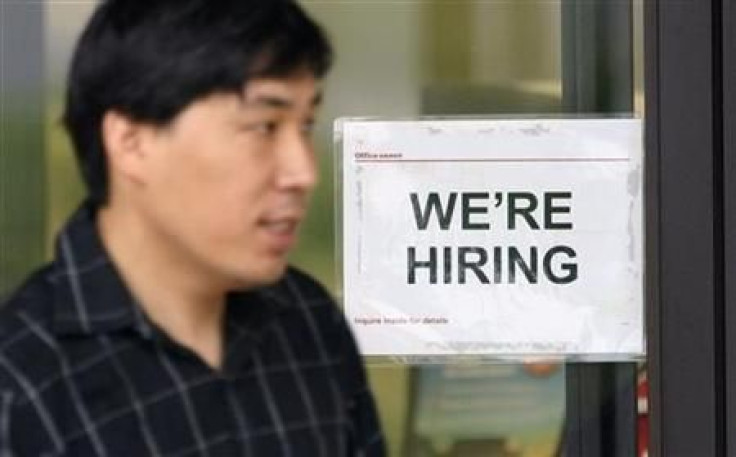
<box><xmin>645</xmin><ymin>0</ymin><xmax>724</xmax><ymax>456</ymax></box>
<box><xmin>719</xmin><ymin>0</ymin><xmax>736</xmax><ymax>455</ymax></box>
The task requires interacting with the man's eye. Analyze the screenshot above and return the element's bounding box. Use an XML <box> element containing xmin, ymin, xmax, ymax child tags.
<box><xmin>255</xmin><ymin>121</ymin><xmax>279</xmax><ymax>135</ymax></box>
<box><xmin>238</xmin><ymin>120</ymin><xmax>279</xmax><ymax>135</ymax></box>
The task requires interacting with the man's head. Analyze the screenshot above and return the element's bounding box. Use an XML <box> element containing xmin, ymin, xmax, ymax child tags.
<box><xmin>63</xmin><ymin>0</ymin><xmax>333</xmax><ymax>289</ymax></box>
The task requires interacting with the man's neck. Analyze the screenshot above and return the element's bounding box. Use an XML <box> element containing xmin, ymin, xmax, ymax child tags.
<box><xmin>97</xmin><ymin>205</ymin><xmax>226</xmax><ymax>370</ymax></box>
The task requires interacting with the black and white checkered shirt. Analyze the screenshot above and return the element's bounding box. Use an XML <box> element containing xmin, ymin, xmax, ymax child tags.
<box><xmin>0</xmin><ymin>203</ymin><xmax>385</xmax><ymax>456</ymax></box>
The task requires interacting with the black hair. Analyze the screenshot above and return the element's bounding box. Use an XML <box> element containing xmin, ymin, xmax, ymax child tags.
<box><xmin>62</xmin><ymin>0</ymin><xmax>333</xmax><ymax>206</ymax></box>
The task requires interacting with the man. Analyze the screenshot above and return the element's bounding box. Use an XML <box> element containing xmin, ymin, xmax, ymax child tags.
<box><xmin>0</xmin><ymin>0</ymin><xmax>385</xmax><ymax>455</ymax></box>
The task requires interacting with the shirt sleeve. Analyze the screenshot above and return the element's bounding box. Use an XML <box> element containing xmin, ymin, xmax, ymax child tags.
<box><xmin>0</xmin><ymin>365</ymin><xmax>63</xmax><ymax>457</ymax></box>
<box><xmin>0</xmin><ymin>388</ymin><xmax>14</xmax><ymax>457</ymax></box>
<box><xmin>346</xmin><ymin>385</ymin><xmax>386</xmax><ymax>457</ymax></box>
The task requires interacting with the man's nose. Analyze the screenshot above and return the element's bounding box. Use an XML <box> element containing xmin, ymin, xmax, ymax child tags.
<box><xmin>276</xmin><ymin>130</ymin><xmax>318</xmax><ymax>191</ymax></box>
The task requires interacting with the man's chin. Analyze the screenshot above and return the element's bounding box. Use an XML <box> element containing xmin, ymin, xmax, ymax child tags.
<box><xmin>229</xmin><ymin>263</ymin><xmax>288</xmax><ymax>291</ymax></box>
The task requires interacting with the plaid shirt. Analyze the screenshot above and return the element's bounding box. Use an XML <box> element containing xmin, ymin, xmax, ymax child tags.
<box><xmin>0</xmin><ymin>203</ymin><xmax>385</xmax><ymax>456</ymax></box>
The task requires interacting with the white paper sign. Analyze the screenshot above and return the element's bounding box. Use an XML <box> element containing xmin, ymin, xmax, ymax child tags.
<box><xmin>339</xmin><ymin>118</ymin><xmax>644</xmax><ymax>358</ymax></box>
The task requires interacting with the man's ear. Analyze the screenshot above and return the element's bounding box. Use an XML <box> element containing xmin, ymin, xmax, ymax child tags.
<box><xmin>101</xmin><ymin>110</ymin><xmax>154</xmax><ymax>183</ymax></box>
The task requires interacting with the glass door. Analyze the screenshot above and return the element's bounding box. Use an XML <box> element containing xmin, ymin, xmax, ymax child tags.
<box><xmin>297</xmin><ymin>1</ymin><xmax>645</xmax><ymax>456</ymax></box>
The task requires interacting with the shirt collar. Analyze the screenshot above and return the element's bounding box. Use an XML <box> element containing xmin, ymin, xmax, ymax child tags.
<box><xmin>50</xmin><ymin>201</ymin><xmax>293</xmax><ymax>338</ymax></box>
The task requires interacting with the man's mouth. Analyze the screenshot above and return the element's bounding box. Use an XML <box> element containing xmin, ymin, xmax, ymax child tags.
<box><xmin>258</xmin><ymin>216</ymin><xmax>301</xmax><ymax>252</ymax></box>
<box><xmin>261</xmin><ymin>219</ymin><xmax>298</xmax><ymax>234</ymax></box>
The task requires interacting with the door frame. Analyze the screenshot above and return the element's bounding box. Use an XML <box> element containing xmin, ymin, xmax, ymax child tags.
<box><xmin>645</xmin><ymin>0</ymin><xmax>728</xmax><ymax>455</ymax></box>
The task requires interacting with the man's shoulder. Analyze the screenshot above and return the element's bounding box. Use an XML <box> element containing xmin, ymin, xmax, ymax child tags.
<box><xmin>0</xmin><ymin>265</ymin><xmax>61</xmax><ymax>391</ymax></box>
<box><xmin>1</xmin><ymin>264</ymin><xmax>57</xmax><ymax>335</ymax></box>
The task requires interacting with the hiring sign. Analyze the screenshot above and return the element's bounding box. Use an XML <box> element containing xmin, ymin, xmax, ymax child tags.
<box><xmin>339</xmin><ymin>118</ymin><xmax>644</xmax><ymax>358</ymax></box>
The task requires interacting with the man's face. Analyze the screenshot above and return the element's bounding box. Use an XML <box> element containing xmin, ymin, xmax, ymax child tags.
<box><xmin>136</xmin><ymin>73</ymin><xmax>321</xmax><ymax>290</ymax></box>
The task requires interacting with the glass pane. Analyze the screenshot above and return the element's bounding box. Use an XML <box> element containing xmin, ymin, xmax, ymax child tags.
<box><xmin>0</xmin><ymin>2</ymin><xmax>45</xmax><ymax>297</ymax></box>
